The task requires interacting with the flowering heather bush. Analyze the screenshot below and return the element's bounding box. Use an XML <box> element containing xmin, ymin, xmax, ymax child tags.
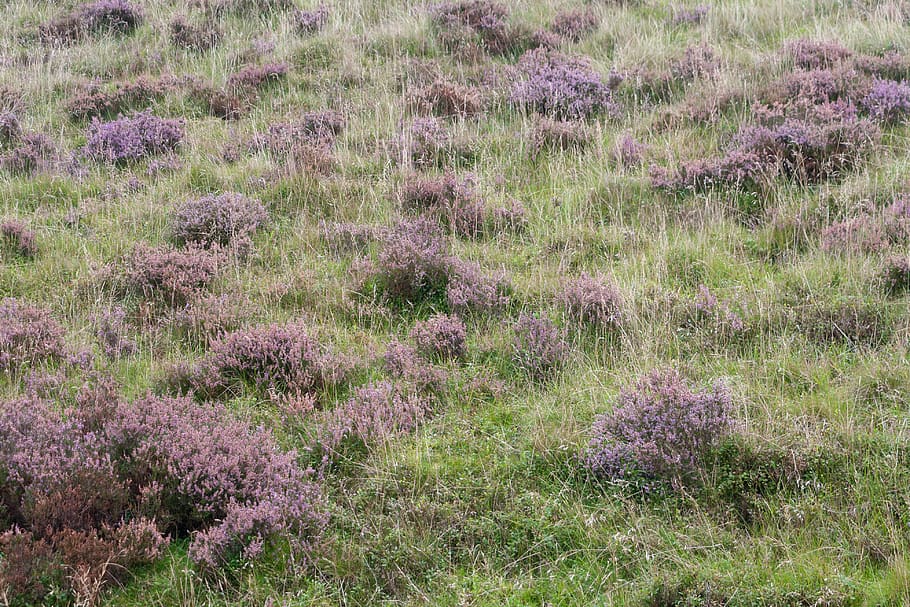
<box><xmin>227</xmin><ymin>63</ymin><xmax>289</xmax><ymax>91</ymax></box>
<box><xmin>93</xmin><ymin>306</ymin><xmax>135</xmax><ymax>360</ymax></box>
<box><xmin>410</xmin><ymin>313</ymin><xmax>467</xmax><ymax>359</ymax></box>
<box><xmin>83</xmin><ymin>110</ymin><xmax>184</xmax><ymax>164</ymax></box>
<box><xmin>382</xmin><ymin>339</ymin><xmax>448</xmax><ymax>394</ymax></box>
<box><xmin>249</xmin><ymin>110</ymin><xmax>345</xmax><ymax>153</ymax></box>
<box><xmin>669</xmin><ymin>43</ymin><xmax>721</xmax><ymax>81</ymax></box>
<box><xmin>170</xmin><ymin>293</ymin><xmax>254</xmax><ymax>344</ymax></box>
<box><xmin>178</xmin><ymin>320</ymin><xmax>347</xmax><ymax>400</ymax></box>
<box><xmin>314</xmin><ymin>381</ymin><xmax>433</xmax><ymax>453</ymax></box>
<box><xmin>399</xmin><ymin>172</ymin><xmax>486</xmax><ymax>237</ymax></box>
<box><xmin>491</xmin><ymin>198</ymin><xmax>528</xmax><ymax>233</ymax></box>
<box><xmin>446</xmin><ymin>259</ymin><xmax>511</xmax><ymax>312</ymax></box>
<box><xmin>190</xmin><ymin>82</ymin><xmax>253</xmax><ymax>120</ymax></box>
<box><xmin>685</xmin><ymin>285</ymin><xmax>748</xmax><ymax>340</ymax></box>
<box><xmin>0</xmin><ymin>298</ymin><xmax>66</xmax><ymax>372</ymax></box>
<box><xmin>40</xmin><ymin>0</ymin><xmax>143</xmax><ymax>44</ymax></box>
<box><xmin>371</xmin><ymin>218</ymin><xmax>452</xmax><ymax>302</ymax></box>
<box><xmin>881</xmin><ymin>256</ymin><xmax>910</xmax><ymax>295</ymax></box>
<box><xmin>671</xmin><ymin>5</ymin><xmax>709</xmax><ymax>25</ymax></box>
<box><xmin>861</xmin><ymin>79</ymin><xmax>910</xmax><ymax>123</ymax></box>
<box><xmin>169</xmin><ymin>16</ymin><xmax>221</xmax><ymax>51</ymax></box>
<box><xmin>784</xmin><ymin>39</ymin><xmax>852</xmax><ymax>70</ymax></box>
<box><xmin>171</xmin><ymin>192</ymin><xmax>268</xmax><ymax>249</ymax></box>
<box><xmin>766</xmin><ymin>66</ymin><xmax>869</xmax><ymax>107</ymax></box>
<box><xmin>550</xmin><ymin>8</ymin><xmax>599</xmax><ymax>42</ymax></box>
<box><xmin>821</xmin><ymin>215</ymin><xmax>889</xmax><ymax>254</ymax></box>
<box><xmin>321</xmin><ymin>221</ymin><xmax>385</xmax><ymax>255</ymax></box>
<box><xmin>584</xmin><ymin>370</ymin><xmax>733</xmax><ymax>485</ymax></box>
<box><xmin>0</xmin><ymin>133</ymin><xmax>56</xmax><ymax>174</ymax></box>
<box><xmin>400</xmin><ymin>117</ymin><xmax>451</xmax><ymax>167</ymax></box>
<box><xmin>0</xmin><ymin>219</ymin><xmax>37</xmax><ymax>258</ymax></box>
<box><xmin>560</xmin><ymin>273</ymin><xmax>623</xmax><ymax>330</ymax></box>
<box><xmin>121</xmin><ymin>244</ymin><xmax>219</xmax><ymax>307</ymax></box>
<box><xmin>0</xmin><ymin>388</ymin><xmax>325</xmax><ymax>601</ymax></box>
<box><xmin>66</xmin><ymin>77</ymin><xmax>173</xmax><ymax>121</ymax></box>
<box><xmin>794</xmin><ymin>299</ymin><xmax>890</xmax><ymax>347</ymax></box>
<box><xmin>612</xmin><ymin>133</ymin><xmax>647</xmax><ymax>167</ymax></box>
<box><xmin>510</xmin><ymin>48</ymin><xmax>618</xmax><ymax>120</ymax></box>
<box><xmin>410</xmin><ymin>79</ymin><xmax>483</xmax><ymax>117</ymax></box>
<box><xmin>294</xmin><ymin>5</ymin><xmax>329</xmax><ymax>34</ymax></box>
<box><xmin>530</xmin><ymin>117</ymin><xmax>590</xmax><ymax>155</ymax></box>
<box><xmin>0</xmin><ymin>111</ymin><xmax>21</xmax><ymax>145</ymax></box>
<box><xmin>511</xmin><ymin>314</ymin><xmax>568</xmax><ymax>382</ymax></box>
<box><xmin>429</xmin><ymin>0</ymin><xmax>524</xmax><ymax>55</ymax></box>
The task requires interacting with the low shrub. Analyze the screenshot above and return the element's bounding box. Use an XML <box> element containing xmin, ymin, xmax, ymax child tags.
<box><xmin>66</xmin><ymin>76</ymin><xmax>173</xmax><ymax>121</ymax></box>
<box><xmin>671</xmin><ymin>5</ymin><xmax>709</xmax><ymax>26</ymax></box>
<box><xmin>881</xmin><ymin>255</ymin><xmax>910</xmax><ymax>295</ymax></box>
<box><xmin>530</xmin><ymin>117</ymin><xmax>590</xmax><ymax>155</ymax></box>
<box><xmin>511</xmin><ymin>314</ymin><xmax>568</xmax><ymax>382</ymax></box>
<box><xmin>170</xmin><ymin>192</ymin><xmax>268</xmax><ymax>249</ymax></box>
<box><xmin>409</xmin><ymin>80</ymin><xmax>483</xmax><ymax>117</ymax></box>
<box><xmin>294</xmin><ymin>5</ymin><xmax>329</xmax><ymax>35</ymax></box>
<box><xmin>584</xmin><ymin>369</ymin><xmax>733</xmax><ymax>485</ymax></box>
<box><xmin>0</xmin><ymin>298</ymin><xmax>67</xmax><ymax>373</ymax></box>
<box><xmin>226</xmin><ymin>63</ymin><xmax>289</xmax><ymax>92</ymax></box>
<box><xmin>410</xmin><ymin>313</ymin><xmax>467</xmax><ymax>359</ymax></box>
<box><xmin>550</xmin><ymin>8</ymin><xmax>599</xmax><ymax>41</ymax></box>
<box><xmin>559</xmin><ymin>273</ymin><xmax>623</xmax><ymax>330</ymax></box>
<box><xmin>92</xmin><ymin>306</ymin><xmax>135</xmax><ymax>360</ymax></box>
<box><xmin>169</xmin><ymin>16</ymin><xmax>221</xmax><ymax>51</ymax></box>
<box><xmin>83</xmin><ymin>111</ymin><xmax>184</xmax><ymax>164</ymax></box>
<box><xmin>0</xmin><ymin>220</ymin><xmax>38</xmax><ymax>258</ymax></box>
<box><xmin>861</xmin><ymin>78</ymin><xmax>910</xmax><ymax>123</ymax></box>
<box><xmin>1</xmin><ymin>133</ymin><xmax>56</xmax><ymax>174</ymax></box>
<box><xmin>40</xmin><ymin>0</ymin><xmax>143</xmax><ymax>44</ymax></box>
<box><xmin>398</xmin><ymin>172</ymin><xmax>486</xmax><ymax>237</ymax></box>
<box><xmin>120</xmin><ymin>244</ymin><xmax>219</xmax><ymax>307</ymax></box>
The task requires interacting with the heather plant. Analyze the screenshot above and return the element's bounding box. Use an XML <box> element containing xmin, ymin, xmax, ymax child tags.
<box><xmin>409</xmin><ymin>79</ymin><xmax>483</xmax><ymax>117</ymax></box>
<box><xmin>821</xmin><ymin>216</ymin><xmax>889</xmax><ymax>254</ymax></box>
<box><xmin>248</xmin><ymin>111</ymin><xmax>345</xmax><ymax>153</ymax></box>
<box><xmin>170</xmin><ymin>293</ymin><xmax>255</xmax><ymax>345</ymax></box>
<box><xmin>40</xmin><ymin>0</ymin><xmax>143</xmax><ymax>44</ymax></box>
<box><xmin>226</xmin><ymin>63</ymin><xmax>289</xmax><ymax>92</ymax></box>
<box><xmin>92</xmin><ymin>306</ymin><xmax>136</xmax><ymax>360</ymax></box>
<box><xmin>399</xmin><ymin>117</ymin><xmax>452</xmax><ymax>167</ymax></box>
<box><xmin>177</xmin><ymin>320</ymin><xmax>348</xmax><ymax>401</ymax></box>
<box><xmin>369</xmin><ymin>218</ymin><xmax>452</xmax><ymax>303</ymax></box>
<box><xmin>881</xmin><ymin>255</ymin><xmax>910</xmax><ymax>295</ymax></box>
<box><xmin>549</xmin><ymin>8</ymin><xmax>599</xmax><ymax>42</ymax></box>
<box><xmin>0</xmin><ymin>111</ymin><xmax>21</xmax><ymax>145</ymax></box>
<box><xmin>446</xmin><ymin>258</ymin><xmax>511</xmax><ymax>312</ymax></box>
<box><xmin>294</xmin><ymin>5</ymin><xmax>329</xmax><ymax>35</ymax></box>
<box><xmin>510</xmin><ymin>48</ymin><xmax>618</xmax><ymax>120</ymax></box>
<box><xmin>120</xmin><ymin>244</ymin><xmax>220</xmax><ymax>307</ymax></box>
<box><xmin>398</xmin><ymin>172</ymin><xmax>487</xmax><ymax>237</ymax></box>
<box><xmin>861</xmin><ymin>79</ymin><xmax>910</xmax><ymax>123</ymax></box>
<box><xmin>683</xmin><ymin>285</ymin><xmax>749</xmax><ymax>343</ymax></box>
<box><xmin>169</xmin><ymin>16</ymin><xmax>221</xmax><ymax>51</ymax></box>
<box><xmin>612</xmin><ymin>133</ymin><xmax>647</xmax><ymax>167</ymax></box>
<box><xmin>83</xmin><ymin>111</ymin><xmax>184</xmax><ymax>164</ymax></box>
<box><xmin>0</xmin><ymin>298</ymin><xmax>67</xmax><ymax>373</ymax></box>
<box><xmin>0</xmin><ymin>133</ymin><xmax>56</xmax><ymax>174</ymax></box>
<box><xmin>784</xmin><ymin>39</ymin><xmax>853</xmax><ymax>70</ymax></box>
<box><xmin>410</xmin><ymin>313</ymin><xmax>467</xmax><ymax>359</ymax></box>
<box><xmin>429</xmin><ymin>0</ymin><xmax>526</xmax><ymax>56</ymax></box>
<box><xmin>170</xmin><ymin>192</ymin><xmax>268</xmax><ymax>249</ymax></box>
<box><xmin>66</xmin><ymin>76</ymin><xmax>173</xmax><ymax>121</ymax></box>
<box><xmin>671</xmin><ymin>5</ymin><xmax>709</xmax><ymax>25</ymax></box>
<box><xmin>559</xmin><ymin>273</ymin><xmax>623</xmax><ymax>331</ymax></box>
<box><xmin>511</xmin><ymin>314</ymin><xmax>568</xmax><ymax>382</ymax></box>
<box><xmin>530</xmin><ymin>117</ymin><xmax>590</xmax><ymax>155</ymax></box>
<box><xmin>584</xmin><ymin>369</ymin><xmax>733</xmax><ymax>486</ymax></box>
<box><xmin>189</xmin><ymin>81</ymin><xmax>253</xmax><ymax>120</ymax></box>
<box><xmin>0</xmin><ymin>220</ymin><xmax>38</xmax><ymax>258</ymax></box>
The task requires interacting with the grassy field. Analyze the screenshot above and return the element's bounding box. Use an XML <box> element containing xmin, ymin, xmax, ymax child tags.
<box><xmin>1</xmin><ymin>0</ymin><xmax>910</xmax><ymax>605</ymax></box>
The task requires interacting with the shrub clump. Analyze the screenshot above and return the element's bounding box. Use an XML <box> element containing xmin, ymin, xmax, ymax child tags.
<box><xmin>398</xmin><ymin>172</ymin><xmax>486</xmax><ymax>237</ymax></box>
<box><xmin>820</xmin><ymin>215</ymin><xmax>889</xmax><ymax>254</ymax></box>
<box><xmin>530</xmin><ymin>117</ymin><xmax>590</xmax><ymax>155</ymax></box>
<box><xmin>410</xmin><ymin>79</ymin><xmax>483</xmax><ymax>117</ymax></box>
<box><xmin>171</xmin><ymin>192</ymin><xmax>268</xmax><ymax>249</ymax></box>
<box><xmin>1</xmin><ymin>133</ymin><xmax>57</xmax><ymax>174</ymax></box>
<box><xmin>510</xmin><ymin>48</ymin><xmax>618</xmax><ymax>120</ymax></box>
<box><xmin>226</xmin><ymin>63</ymin><xmax>289</xmax><ymax>92</ymax></box>
<box><xmin>784</xmin><ymin>39</ymin><xmax>853</xmax><ymax>70</ymax></box>
<box><xmin>429</xmin><ymin>0</ymin><xmax>525</xmax><ymax>56</ymax></box>
<box><xmin>0</xmin><ymin>219</ymin><xmax>38</xmax><ymax>258</ymax></box>
<box><xmin>66</xmin><ymin>77</ymin><xmax>173</xmax><ymax>121</ymax></box>
<box><xmin>93</xmin><ymin>306</ymin><xmax>136</xmax><ymax>360</ymax></box>
<box><xmin>398</xmin><ymin>117</ymin><xmax>452</xmax><ymax>167</ymax></box>
<box><xmin>83</xmin><ymin>110</ymin><xmax>184</xmax><ymax>164</ymax></box>
<box><xmin>549</xmin><ymin>8</ymin><xmax>599</xmax><ymax>42</ymax></box>
<box><xmin>169</xmin><ymin>16</ymin><xmax>221</xmax><ymax>51</ymax></box>
<box><xmin>248</xmin><ymin>111</ymin><xmax>345</xmax><ymax>153</ymax></box>
<box><xmin>120</xmin><ymin>244</ymin><xmax>220</xmax><ymax>307</ymax></box>
<box><xmin>584</xmin><ymin>369</ymin><xmax>733</xmax><ymax>485</ymax></box>
<box><xmin>174</xmin><ymin>320</ymin><xmax>348</xmax><ymax>401</ymax></box>
<box><xmin>410</xmin><ymin>313</ymin><xmax>467</xmax><ymax>359</ymax></box>
<box><xmin>861</xmin><ymin>79</ymin><xmax>910</xmax><ymax>123</ymax></box>
<box><xmin>40</xmin><ymin>0</ymin><xmax>143</xmax><ymax>44</ymax></box>
<box><xmin>0</xmin><ymin>387</ymin><xmax>326</xmax><ymax>603</ymax></box>
<box><xmin>671</xmin><ymin>5</ymin><xmax>709</xmax><ymax>26</ymax></box>
<box><xmin>881</xmin><ymin>256</ymin><xmax>910</xmax><ymax>295</ymax></box>
<box><xmin>559</xmin><ymin>273</ymin><xmax>623</xmax><ymax>330</ymax></box>
<box><xmin>294</xmin><ymin>5</ymin><xmax>329</xmax><ymax>34</ymax></box>
<box><xmin>511</xmin><ymin>314</ymin><xmax>568</xmax><ymax>382</ymax></box>
<box><xmin>0</xmin><ymin>299</ymin><xmax>67</xmax><ymax>372</ymax></box>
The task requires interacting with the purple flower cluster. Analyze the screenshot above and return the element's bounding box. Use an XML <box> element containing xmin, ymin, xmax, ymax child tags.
<box><xmin>122</xmin><ymin>243</ymin><xmax>220</xmax><ymax>307</ymax></box>
<box><xmin>511</xmin><ymin>314</ymin><xmax>568</xmax><ymax>382</ymax></box>
<box><xmin>784</xmin><ymin>39</ymin><xmax>853</xmax><ymax>70</ymax></box>
<box><xmin>549</xmin><ymin>8</ymin><xmax>599</xmax><ymax>42</ymax></box>
<box><xmin>584</xmin><ymin>369</ymin><xmax>733</xmax><ymax>484</ymax></box>
<box><xmin>176</xmin><ymin>320</ymin><xmax>348</xmax><ymax>401</ymax></box>
<box><xmin>410</xmin><ymin>79</ymin><xmax>483</xmax><ymax>117</ymax></box>
<box><xmin>1</xmin><ymin>219</ymin><xmax>38</xmax><ymax>258</ymax></box>
<box><xmin>66</xmin><ymin>76</ymin><xmax>173</xmax><ymax>120</ymax></box>
<box><xmin>410</xmin><ymin>313</ymin><xmax>467</xmax><ymax>359</ymax></box>
<box><xmin>40</xmin><ymin>0</ymin><xmax>143</xmax><ymax>44</ymax></box>
<box><xmin>83</xmin><ymin>110</ymin><xmax>184</xmax><ymax>164</ymax></box>
<box><xmin>400</xmin><ymin>117</ymin><xmax>452</xmax><ymax>167</ymax></box>
<box><xmin>881</xmin><ymin>255</ymin><xmax>910</xmax><ymax>294</ymax></box>
<box><xmin>687</xmin><ymin>284</ymin><xmax>748</xmax><ymax>338</ymax></box>
<box><xmin>1</xmin><ymin>133</ymin><xmax>56</xmax><ymax>174</ymax></box>
<box><xmin>861</xmin><ymin>79</ymin><xmax>910</xmax><ymax>123</ymax></box>
<box><xmin>821</xmin><ymin>215</ymin><xmax>889</xmax><ymax>254</ymax></box>
<box><xmin>399</xmin><ymin>172</ymin><xmax>486</xmax><ymax>237</ymax></box>
<box><xmin>0</xmin><ymin>111</ymin><xmax>21</xmax><ymax>144</ymax></box>
<box><xmin>559</xmin><ymin>273</ymin><xmax>623</xmax><ymax>330</ymax></box>
<box><xmin>429</xmin><ymin>0</ymin><xmax>518</xmax><ymax>55</ymax></box>
<box><xmin>364</xmin><ymin>218</ymin><xmax>510</xmax><ymax>311</ymax></box>
<box><xmin>294</xmin><ymin>5</ymin><xmax>329</xmax><ymax>34</ymax></box>
<box><xmin>0</xmin><ymin>387</ymin><xmax>326</xmax><ymax>600</ymax></box>
<box><xmin>510</xmin><ymin>48</ymin><xmax>618</xmax><ymax>120</ymax></box>
<box><xmin>0</xmin><ymin>299</ymin><xmax>67</xmax><ymax>372</ymax></box>
<box><xmin>612</xmin><ymin>133</ymin><xmax>647</xmax><ymax>167</ymax></box>
<box><xmin>248</xmin><ymin>110</ymin><xmax>345</xmax><ymax>153</ymax></box>
<box><xmin>170</xmin><ymin>293</ymin><xmax>254</xmax><ymax>344</ymax></box>
<box><xmin>93</xmin><ymin>306</ymin><xmax>136</xmax><ymax>359</ymax></box>
<box><xmin>171</xmin><ymin>192</ymin><xmax>268</xmax><ymax>249</ymax></box>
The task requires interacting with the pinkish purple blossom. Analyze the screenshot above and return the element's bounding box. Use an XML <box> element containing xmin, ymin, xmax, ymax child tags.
<box><xmin>83</xmin><ymin>111</ymin><xmax>184</xmax><ymax>164</ymax></box>
<box><xmin>560</xmin><ymin>273</ymin><xmax>623</xmax><ymax>330</ymax></box>
<box><xmin>410</xmin><ymin>313</ymin><xmax>467</xmax><ymax>359</ymax></box>
<box><xmin>171</xmin><ymin>192</ymin><xmax>268</xmax><ymax>248</ymax></box>
<box><xmin>511</xmin><ymin>314</ymin><xmax>568</xmax><ymax>382</ymax></box>
<box><xmin>861</xmin><ymin>79</ymin><xmax>910</xmax><ymax>122</ymax></box>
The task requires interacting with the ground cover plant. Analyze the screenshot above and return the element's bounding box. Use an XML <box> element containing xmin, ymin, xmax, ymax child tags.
<box><xmin>2</xmin><ymin>0</ymin><xmax>910</xmax><ymax>605</ymax></box>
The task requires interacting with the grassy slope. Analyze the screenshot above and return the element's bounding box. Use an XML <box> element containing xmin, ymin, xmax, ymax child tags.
<box><xmin>1</xmin><ymin>0</ymin><xmax>910</xmax><ymax>605</ymax></box>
